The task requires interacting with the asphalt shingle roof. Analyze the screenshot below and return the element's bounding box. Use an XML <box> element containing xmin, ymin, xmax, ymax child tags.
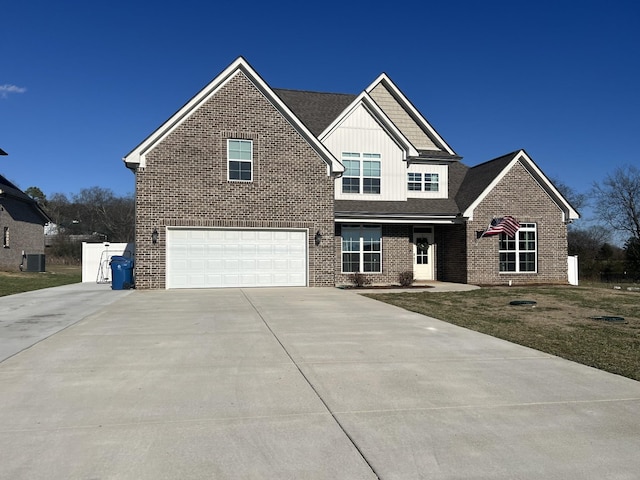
<box><xmin>273</xmin><ymin>89</ymin><xmax>357</xmax><ymax>136</ymax></box>
<box><xmin>455</xmin><ymin>151</ymin><xmax>519</xmax><ymax>212</ymax></box>
<box><xmin>274</xmin><ymin>87</ymin><xmax>521</xmax><ymax>219</ymax></box>
<box><xmin>0</xmin><ymin>174</ymin><xmax>51</xmax><ymax>222</ymax></box>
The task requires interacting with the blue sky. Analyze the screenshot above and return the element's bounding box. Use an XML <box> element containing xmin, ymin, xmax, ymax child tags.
<box><xmin>1</xmin><ymin>0</ymin><xmax>638</xmax><ymax>225</ymax></box>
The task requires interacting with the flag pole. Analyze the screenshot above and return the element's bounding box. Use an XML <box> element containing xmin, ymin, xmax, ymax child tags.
<box><xmin>475</xmin><ymin>217</ymin><xmax>496</xmax><ymax>246</ymax></box>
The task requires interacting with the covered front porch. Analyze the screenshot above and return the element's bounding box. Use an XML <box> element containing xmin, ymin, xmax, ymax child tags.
<box><xmin>334</xmin><ymin>222</ymin><xmax>468</xmax><ymax>287</ymax></box>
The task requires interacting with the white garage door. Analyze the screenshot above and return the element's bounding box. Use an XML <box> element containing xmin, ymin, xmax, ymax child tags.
<box><xmin>167</xmin><ymin>228</ymin><xmax>307</xmax><ymax>288</ymax></box>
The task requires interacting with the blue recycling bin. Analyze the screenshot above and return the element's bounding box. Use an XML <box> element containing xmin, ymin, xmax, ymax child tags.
<box><xmin>110</xmin><ymin>256</ymin><xmax>134</xmax><ymax>290</ymax></box>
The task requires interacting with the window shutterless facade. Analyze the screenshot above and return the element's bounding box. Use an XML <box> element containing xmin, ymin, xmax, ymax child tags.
<box><xmin>2</xmin><ymin>227</ymin><xmax>8</xmax><ymax>248</ymax></box>
<box><xmin>341</xmin><ymin>225</ymin><xmax>382</xmax><ymax>273</ymax></box>
<box><xmin>342</xmin><ymin>153</ymin><xmax>381</xmax><ymax>194</ymax></box>
<box><xmin>227</xmin><ymin>139</ymin><xmax>253</xmax><ymax>181</ymax></box>
<box><xmin>407</xmin><ymin>172</ymin><xmax>439</xmax><ymax>192</ymax></box>
<box><xmin>499</xmin><ymin>223</ymin><xmax>537</xmax><ymax>273</ymax></box>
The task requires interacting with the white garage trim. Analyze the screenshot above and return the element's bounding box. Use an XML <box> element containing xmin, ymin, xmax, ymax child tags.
<box><xmin>166</xmin><ymin>227</ymin><xmax>308</xmax><ymax>289</ymax></box>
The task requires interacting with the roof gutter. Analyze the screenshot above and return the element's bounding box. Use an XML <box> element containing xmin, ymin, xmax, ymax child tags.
<box><xmin>335</xmin><ymin>213</ymin><xmax>463</xmax><ymax>224</ymax></box>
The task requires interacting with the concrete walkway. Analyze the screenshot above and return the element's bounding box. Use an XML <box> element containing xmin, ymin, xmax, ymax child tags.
<box><xmin>1</xmin><ymin>287</ymin><xmax>639</xmax><ymax>479</ymax></box>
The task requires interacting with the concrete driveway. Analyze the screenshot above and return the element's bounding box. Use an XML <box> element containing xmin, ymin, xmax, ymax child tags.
<box><xmin>1</xmin><ymin>286</ymin><xmax>640</xmax><ymax>479</ymax></box>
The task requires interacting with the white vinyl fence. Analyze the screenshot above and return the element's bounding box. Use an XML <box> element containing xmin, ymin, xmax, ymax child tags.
<box><xmin>82</xmin><ymin>242</ymin><xmax>135</xmax><ymax>283</ymax></box>
<box><xmin>568</xmin><ymin>255</ymin><xmax>579</xmax><ymax>286</ymax></box>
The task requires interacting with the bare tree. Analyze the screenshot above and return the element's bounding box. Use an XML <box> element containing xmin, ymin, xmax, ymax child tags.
<box><xmin>552</xmin><ymin>178</ymin><xmax>587</xmax><ymax>214</ymax></box>
<box><xmin>45</xmin><ymin>187</ymin><xmax>134</xmax><ymax>242</ymax></box>
<box><xmin>70</xmin><ymin>187</ymin><xmax>135</xmax><ymax>242</ymax></box>
<box><xmin>593</xmin><ymin>165</ymin><xmax>640</xmax><ymax>240</ymax></box>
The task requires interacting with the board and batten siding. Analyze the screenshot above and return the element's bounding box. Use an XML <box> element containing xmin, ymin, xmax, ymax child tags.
<box><xmin>323</xmin><ymin>104</ymin><xmax>408</xmax><ymax>201</ymax></box>
<box><xmin>406</xmin><ymin>163</ymin><xmax>448</xmax><ymax>199</ymax></box>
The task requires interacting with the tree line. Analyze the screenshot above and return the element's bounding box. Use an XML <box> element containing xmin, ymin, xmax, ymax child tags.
<box><xmin>26</xmin><ymin>186</ymin><xmax>134</xmax><ymax>263</ymax></box>
<box><xmin>560</xmin><ymin>165</ymin><xmax>640</xmax><ymax>281</ymax></box>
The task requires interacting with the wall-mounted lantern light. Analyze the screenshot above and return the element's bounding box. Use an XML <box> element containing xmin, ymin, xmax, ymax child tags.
<box><xmin>152</xmin><ymin>228</ymin><xmax>159</xmax><ymax>244</ymax></box>
<box><xmin>315</xmin><ymin>230</ymin><xmax>322</xmax><ymax>246</ymax></box>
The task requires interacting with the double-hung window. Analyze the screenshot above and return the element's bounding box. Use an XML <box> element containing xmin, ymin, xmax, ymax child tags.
<box><xmin>341</xmin><ymin>225</ymin><xmax>382</xmax><ymax>273</ymax></box>
<box><xmin>407</xmin><ymin>172</ymin><xmax>439</xmax><ymax>192</ymax></box>
<box><xmin>227</xmin><ymin>139</ymin><xmax>253</xmax><ymax>181</ymax></box>
<box><xmin>499</xmin><ymin>223</ymin><xmax>537</xmax><ymax>272</ymax></box>
<box><xmin>342</xmin><ymin>153</ymin><xmax>381</xmax><ymax>194</ymax></box>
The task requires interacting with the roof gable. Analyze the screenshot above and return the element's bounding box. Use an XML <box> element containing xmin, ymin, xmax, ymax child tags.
<box><xmin>319</xmin><ymin>92</ymin><xmax>420</xmax><ymax>159</ymax></box>
<box><xmin>365</xmin><ymin>74</ymin><xmax>458</xmax><ymax>158</ymax></box>
<box><xmin>459</xmin><ymin>149</ymin><xmax>580</xmax><ymax>223</ymax></box>
<box><xmin>124</xmin><ymin>57</ymin><xmax>343</xmax><ymax>175</ymax></box>
<box><xmin>0</xmin><ymin>174</ymin><xmax>51</xmax><ymax>223</ymax></box>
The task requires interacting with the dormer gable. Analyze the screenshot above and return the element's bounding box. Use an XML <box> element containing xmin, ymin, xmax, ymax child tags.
<box><xmin>318</xmin><ymin>92</ymin><xmax>419</xmax><ymax>160</ymax></box>
<box><xmin>365</xmin><ymin>74</ymin><xmax>459</xmax><ymax>160</ymax></box>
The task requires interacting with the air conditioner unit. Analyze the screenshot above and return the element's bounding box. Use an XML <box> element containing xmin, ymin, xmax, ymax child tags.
<box><xmin>26</xmin><ymin>254</ymin><xmax>46</xmax><ymax>272</ymax></box>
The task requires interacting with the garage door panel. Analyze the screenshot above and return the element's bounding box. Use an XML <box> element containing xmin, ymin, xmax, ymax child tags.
<box><xmin>167</xmin><ymin>228</ymin><xmax>307</xmax><ymax>288</ymax></box>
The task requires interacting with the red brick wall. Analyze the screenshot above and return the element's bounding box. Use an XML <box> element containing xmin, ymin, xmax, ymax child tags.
<box><xmin>133</xmin><ymin>72</ymin><xmax>335</xmax><ymax>289</ymax></box>
<box><xmin>466</xmin><ymin>161</ymin><xmax>569</xmax><ymax>285</ymax></box>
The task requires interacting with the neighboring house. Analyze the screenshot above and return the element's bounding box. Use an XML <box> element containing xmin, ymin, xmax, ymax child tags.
<box><xmin>123</xmin><ymin>57</ymin><xmax>579</xmax><ymax>289</ymax></box>
<box><xmin>0</xmin><ymin>174</ymin><xmax>51</xmax><ymax>271</ymax></box>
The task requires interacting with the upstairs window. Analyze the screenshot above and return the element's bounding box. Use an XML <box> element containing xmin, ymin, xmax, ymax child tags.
<box><xmin>499</xmin><ymin>223</ymin><xmax>537</xmax><ymax>273</ymax></box>
<box><xmin>407</xmin><ymin>172</ymin><xmax>439</xmax><ymax>192</ymax></box>
<box><xmin>342</xmin><ymin>153</ymin><xmax>381</xmax><ymax>194</ymax></box>
<box><xmin>227</xmin><ymin>139</ymin><xmax>253</xmax><ymax>181</ymax></box>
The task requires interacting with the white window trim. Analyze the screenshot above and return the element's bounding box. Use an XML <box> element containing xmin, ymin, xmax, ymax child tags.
<box><xmin>227</xmin><ymin>139</ymin><xmax>253</xmax><ymax>182</ymax></box>
<box><xmin>407</xmin><ymin>172</ymin><xmax>439</xmax><ymax>192</ymax></box>
<box><xmin>341</xmin><ymin>224</ymin><xmax>383</xmax><ymax>274</ymax></box>
<box><xmin>499</xmin><ymin>223</ymin><xmax>537</xmax><ymax>274</ymax></box>
<box><xmin>341</xmin><ymin>152</ymin><xmax>381</xmax><ymax>195</ymax></box>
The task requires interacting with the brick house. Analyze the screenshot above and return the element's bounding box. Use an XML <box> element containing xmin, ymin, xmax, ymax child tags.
<box><xmin>124</xmin><ymin>57</ymin><xmax>579</xmax><ymax>289</ymax></box>
<box><xmin>0</xmin><ymin>173</ymin><xmax>50</xmax><ymax>271</ymax></box>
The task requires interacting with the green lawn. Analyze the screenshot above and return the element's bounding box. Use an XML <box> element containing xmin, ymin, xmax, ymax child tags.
<box><xmin>0</xmin><ymin>264</ymin><xmax>82</xmax><ymax>297</ymax></box>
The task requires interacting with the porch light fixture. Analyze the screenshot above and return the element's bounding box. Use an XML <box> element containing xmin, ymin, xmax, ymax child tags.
<box><xmin>151</xmin><ymin>228</ymin><xmax>159</xmax><ymax>244</ymax></box>
<box><xmin>315</xmin><ymin>230</ymin><xmax>322</xmax><ymax>246</ymax></box>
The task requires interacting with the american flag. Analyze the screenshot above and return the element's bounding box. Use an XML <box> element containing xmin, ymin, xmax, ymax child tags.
<box><xmin>483</xmin><ymin>216</ymin><xmax>520</xmax><ymax>238</ymax></box>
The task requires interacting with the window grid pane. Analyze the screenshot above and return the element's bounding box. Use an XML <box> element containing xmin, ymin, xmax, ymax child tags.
<box><xmin>342</xmin><ymin>153</ymin><xmax>380</xmax><ymax>195</ymax></box>
<box><xmin>343</xmin><ymin>160</ymin><xmax>360</xmax><ymax>177</ymax></box>
<box><xmin>363</xmin><ymin>178</ymin><xmax>380</xmax><ymax>194</ymax></box>
<box><xmin>342</xmin><ymin>178</ymin><xmax>360</xmax><ymax>194</ymax></box>
<box><xmin>408</xmin><ymin>173</ymin><xmax>422</xmax><ymax>191</ymax></box>
<box><xmin>363</xmin><ymin>161</ymin><xmax>380</xmax><ymax>177</ymax></box>
<box><xmin>498</xmin><ymin>224</ymin><xmax>536</xmax><ymax>273</ymax></box>
<box><xmin>341</xmin><ymin>226</ymin><xmax>382</xmax><ymax>273</ymax></box>
<box><xmin>424</xmin><ymin>173</ymin><xmax>439</xmax><ymax>192</ymax></box>
<box><xmin>228</xmin><ymin>139</ymin><xmax>253</xmax><ymax>181</ymax></box>
<box><xmin>342</xmin><ymin>253</ymin><xmax>360</xmax><ymax>272</ymax></box>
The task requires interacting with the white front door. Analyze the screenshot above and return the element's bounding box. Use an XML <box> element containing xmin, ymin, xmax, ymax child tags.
<box><xmin>413</xmin><ymin>228</ymin><xmax>434</xmax><ymax>281</ymax></box>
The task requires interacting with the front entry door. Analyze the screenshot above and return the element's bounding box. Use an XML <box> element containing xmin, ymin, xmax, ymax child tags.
<box><xmin>413</xmin><ymin>227</ymin><xmax>434</xmax><ymax>281</ymax></box>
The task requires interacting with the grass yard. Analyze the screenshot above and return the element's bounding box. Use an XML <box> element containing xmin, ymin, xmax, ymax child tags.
<box><xmin>366</xmin><ymin>284</ymin><xmax>640</xmax><ymax>382</ymax></box>
<box><xmin>0</xmin><ymin>264</ymin><xmax>82</xmax><ymax>297</ymax></box>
